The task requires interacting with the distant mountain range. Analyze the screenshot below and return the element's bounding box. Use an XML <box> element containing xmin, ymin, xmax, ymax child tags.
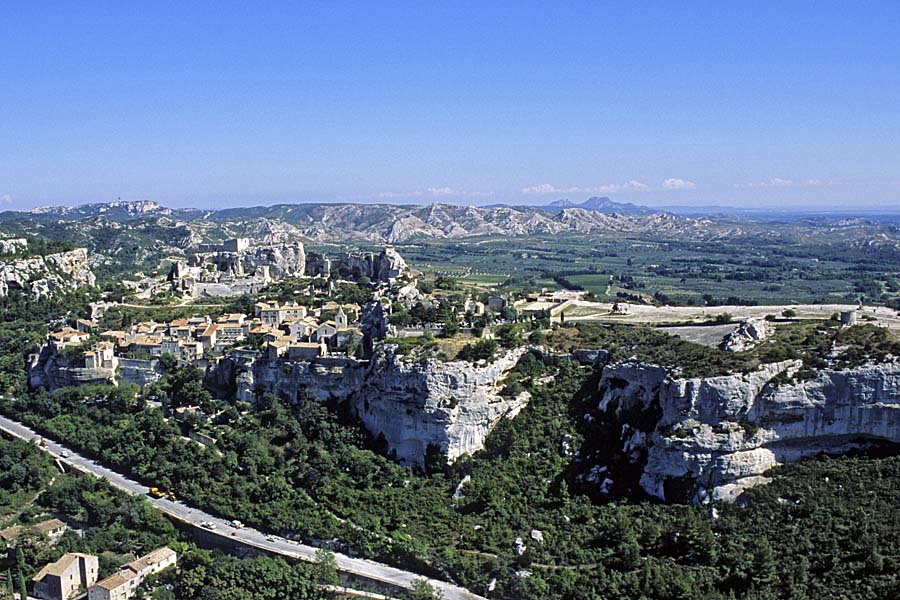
<box><xmin>1</xmin><ymin>199</ymin><xmax>701</xmax><ymax>244</ymax></box>
<box><xmin>4</xmin><ymin>200</ymin><xmax>900</xmax><ymax>283</ymax></box>
<box><xmin>3</xmin><ymin>200</ymin><xmax>899</xmax><ymax>250</ymax></box>
<box><xmin>483</xmin><ymin>196</ymin><xmax>663</xmax><ymax>216</ymax></box>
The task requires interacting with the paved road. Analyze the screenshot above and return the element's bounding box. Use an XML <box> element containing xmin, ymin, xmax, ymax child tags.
<box><xmin>0</xmin><ymin>414</ymin><xmax>485</xmax><ymax>600</ymax></box>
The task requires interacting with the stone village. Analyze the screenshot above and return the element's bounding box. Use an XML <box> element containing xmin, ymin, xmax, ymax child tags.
<box><xmin>27</xmin><ymin>237</ymin><xmax>579</xmax><ymax>471</ymax></box>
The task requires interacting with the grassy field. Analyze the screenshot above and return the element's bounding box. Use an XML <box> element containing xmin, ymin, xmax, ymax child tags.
<box><xmin>563</xmin><ymin>273</ymin><xmax>611</xmax><ymax>295</ymax></box>
<box><xmin>398</xmin><ymin>232</ymin><xmax>900</xmax><ymax>307</ymax></box>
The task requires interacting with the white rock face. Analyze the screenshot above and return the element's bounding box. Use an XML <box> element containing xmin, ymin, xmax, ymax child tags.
<box><xmin>720</xmin><ymin>318</ymin><xmax>771</xmax><ymax>352</ymax></box>
<box><xmin>596</xmin><ymin>358</ymin><xmax>900</xmax><ymax>502</ymax></box>
<box><xmin>0</xmin><ymin>238</ymin><xmax>28</xmax><ymax>255</ymax></box>
<box><xmin>223</xmin><ymin>345</ymin><xmax>530</xmax><ymax>468</ymax></box>
<box><xmin>355</xmin><ymin>345</ymin><xmax>530</xmax><ymax>467</ymax></box>
<box><xmin>0</xmin><ymin>247</ymin><xmax>95</xmax><ymax>298</ymax></box>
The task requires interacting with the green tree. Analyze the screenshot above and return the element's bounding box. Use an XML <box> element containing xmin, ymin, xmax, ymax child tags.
<box><xmin>750</xmin><ymin>539</ymin><xmax>777</xmax><ymax>590</ymax></box>
<box><xmin>311</xmin><ymin>549</ymin><xmax>340</xmax><ymax>586</ymax></box>
<box><xmin>406</xmin><ymin>579</ymin><xmax>444</xmax><ymax>600</ymax></box>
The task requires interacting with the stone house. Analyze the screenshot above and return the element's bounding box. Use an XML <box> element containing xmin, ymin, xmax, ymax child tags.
<box><xmin>287</xmin><ymin>342</ymin><xmax>325</xmax><ymax>360</ymax></box>
<box><xmin>84</xmin><ymin>342</ymin><xmax>117</xmax><ymax>369</ymax></box>
<box><xmin>0</xmin><ymin>517</ymin><xmax>68</xmax><ymax>546</ymax></box>
<box><xmin>32</xmin><ymin>552</ymin><xmax>99</xmax><ymax>600</ymax></box>
<box><xmin>88</xmin><ymin>547</ymin><xmax>176</xmax><ymax>600</ymax></box>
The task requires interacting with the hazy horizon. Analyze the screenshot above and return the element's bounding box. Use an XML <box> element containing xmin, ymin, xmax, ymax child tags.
<box><xmin>2</xmin><ymin>2</ymin><xmax>899</xmax><ymax>212</ymax></box>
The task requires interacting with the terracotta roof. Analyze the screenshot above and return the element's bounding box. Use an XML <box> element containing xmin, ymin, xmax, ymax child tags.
<box><xmin>127</xmin><ymin>547</ymin><xmax>176</xmax><ymax>572</ymax></box>
<box><xmin>0</xmin><ymin>525</ymin><xmax>22</xmax><ymax>541</ymax></box>
<box><xmin>36</xmin><ymin>518</ymin><xmax>66</xmax><ymax>533</ymax></box>
<box><xmin>1</xmin><ymin>518</ymin><xmax>66</xmax><ymax>541</ymax></box>
<box><xmin>33</xmin><ymin>553</ymin><xmax>94</xmax><ymax>581</ymax></box>
<box><xmin>94</xmin><ymin>569</ymin><xmax>138</xmax><ymax>590</ymax></box>
<box><xmin>48</xmin><ymin>327</ymin><xmax>83</xmax><ymax>341</ymax></box>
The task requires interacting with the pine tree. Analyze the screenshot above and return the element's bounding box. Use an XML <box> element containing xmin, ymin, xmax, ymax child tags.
<box><xmin>750</xmin><ymin>539</ymin><xmax>777</xmax><ymax>590</ymax></box>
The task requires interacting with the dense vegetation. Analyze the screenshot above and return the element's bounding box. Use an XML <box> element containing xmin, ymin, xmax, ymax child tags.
<box><xmin>6</xmin><ymin>353</ymin><xmax>900</xmax><ymax>598</ymax></box>
<box><xmin>0</xmin><ymin>435</ymin><xmax>330</xmax><ymax>600</ymax></box>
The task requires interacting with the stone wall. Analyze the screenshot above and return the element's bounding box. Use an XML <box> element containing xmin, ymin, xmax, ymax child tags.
<box><xmin>119</xmin><ymin>358</ymin><xmax>163</xmax><ymax>387</ymax></box>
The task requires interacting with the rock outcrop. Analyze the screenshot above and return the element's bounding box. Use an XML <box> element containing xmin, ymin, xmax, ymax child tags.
<box><xmin>593</xmin><ymin>358</ymin><xmax>900</xmax><ymax>503</ymax></box>
<box><xmin>182</xmin><ymin>241</ymin><xmax>306</xmax><ymax>280</ymax></box>
<box><xmin>0</xmin><ymin>247</ymin><xmax>95</xmax><ymax>298</ymax></box>
<box><xmin>305</xmin><ymin>247</ymin><xmax>410</xmax><ymax>283</ymax></box>
<box><xmin>720</xmin><ymin>318</ymin><xmax>771</xmax><ymax>352</ymax></box>
<box><xmin>355</xmin><ymin>345</ymin><xmax>530</xmax><ymax>466</ymax></box>
<box><xmin>213</xmin><ymin>344</ymin><xmax>529</xmax><ymax>468</ymax></box>
<box><xmin>0</xmin><ymin>238</ymin><xmax>28</xmax><ymax>255</ymax></box>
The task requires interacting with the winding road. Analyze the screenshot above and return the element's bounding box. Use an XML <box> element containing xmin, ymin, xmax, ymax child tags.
<box><xmin>0</xmin><ymin>414</ymin><xmax>485</xmax><ymax>600</ymax></box>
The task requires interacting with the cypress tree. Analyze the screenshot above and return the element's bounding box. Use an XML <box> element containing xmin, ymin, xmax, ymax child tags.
<box><xmin>15</xmin><ymin>548</ymin><xmax>27</xmax><ymax>600</ymax></box>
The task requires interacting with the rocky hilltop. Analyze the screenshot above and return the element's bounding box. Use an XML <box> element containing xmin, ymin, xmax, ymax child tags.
<box><xmin>592</xmin><ymin>358</ymin><xmax>900</xmax><ymax>503</ymax></box>
<box><xmin>0</xmin><ymin>244</ymin><xmax>95</xmax><ymax>298</ymax></box>
<box><xmin>305</xmin><ymin>247</ymin><xmax>410</xmax><ymax>283</ymax></box>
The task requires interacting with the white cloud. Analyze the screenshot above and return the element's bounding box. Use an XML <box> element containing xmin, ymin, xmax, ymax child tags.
<box><xmin>0</xmin><ymin>194</ymin><xmax>11</xmax><ymax>206</ymax></box>
<box><xmin>736</xmin><ymin>177</ymin><xmax>793</xmax><ymax>189</ymax></box>
<box><xmin>521</xmin><ymin>184</ymin><xmax>580</xmax><ymax>195</ymax></box>
<box><xmin>376</xmin><ymin>190</ymin><xmax>423</xmax><ymax>199</ymax></box>
<box><xmin>662</xmin><ymin>178</ymin><xmax>696</xmax><ymax>190</ymax></box>
<box><xmin>625</xmin><ymin>180</ymin><xmax>650</xmax><ymax>192</ymax></box>
<box><xmin>376</xmin><ymin>187</ymin><xmax>492</xmax><ymax>200</ymax></box>
<box><xmin>522</xmin><ymin>181</ymin><xmax>651</xmax><ymax>195</ymax></box>
<box><xmin>425</xmin><ymin>187</ymin><xmax>456</xmax><ymax>197</ymax></box>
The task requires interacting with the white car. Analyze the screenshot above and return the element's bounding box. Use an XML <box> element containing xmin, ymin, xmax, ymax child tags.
<box><xmin>202</xmin><ymin>522</ymin><xmax>217</xmax><ymax>530</ymax></box>
<box><xmin>60</xmin><ymin>450</ymin><xmax>69</xmax><ymax>458</ymax></box>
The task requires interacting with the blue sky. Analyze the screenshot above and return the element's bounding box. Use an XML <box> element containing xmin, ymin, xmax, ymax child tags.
<box><xmin>2</xmin><ymin>2</ymin><xmax>899</xmax><ymax>210</ymax></box>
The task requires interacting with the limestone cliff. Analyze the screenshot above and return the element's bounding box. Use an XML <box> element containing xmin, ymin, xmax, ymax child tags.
<box><xmin>214</xmin><ymin>344</ymin><xmax>529</xmax><ymax>468</ymax></box>
<box><xmin>181</xmin><ymin>242</ymin><xmax>306</xmax><ymax>280</ymax></box>
<box><xmin>355</xmin><ymin>345</ymin><xmax>530</xmax><ymax>467</ymax></box>
<box><xmin>0</xmin><ymin>247</ymin><xmax>95</xmax><ymax>298</ymax></box>
<box><xmin>305</xmin><ymin>247</ymin><xmax>410</xmax><ymax>282</ymax></box>
<box><xmin>592</xmin><ymin>358</ymin><xmax>900</xmax><ymax>503</ymax></box>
